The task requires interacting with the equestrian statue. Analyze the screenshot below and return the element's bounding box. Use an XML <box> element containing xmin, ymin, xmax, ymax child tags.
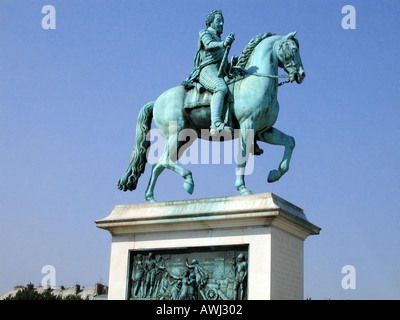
<box><xmin>118</xmin><ymin>10</ymin><xmax>306</xmax><ymax>202</ymax></box>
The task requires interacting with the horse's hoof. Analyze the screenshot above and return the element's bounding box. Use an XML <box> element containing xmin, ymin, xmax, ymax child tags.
<box><xmin>183</xmin><ymin>181</ymin><xmax>194</xmax><ymax>194</ymax></box>
<box><xmin>145</xmin><ymin>195</ymin><xmax>156</xmax><ymax>203</ymax></box>
<box><xmin>238</xmin><ymin>186</ymin><xmax>252</xmax><ymax>195</ymax></box>
<box><xmin>267</xmin><ymin>169</ymin><xmax>281</xmax><ymax>183</ymax></box>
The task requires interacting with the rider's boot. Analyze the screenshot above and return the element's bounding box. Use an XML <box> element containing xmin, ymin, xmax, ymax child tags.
<box><xmin>210</xmin><ymin>91</ymin><xmax>233</xmax><ymax>136</ymax></box>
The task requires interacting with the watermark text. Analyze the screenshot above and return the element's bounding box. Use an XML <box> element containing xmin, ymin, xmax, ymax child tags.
<box><xmin>41</xmin><ymin>265</ymin><xmax>56</xmax><ymax>288</ymax></box>
<box><xmin>146</xmin><ymin>123</ymin><xmax>255</xmax><ymax>175</ymax></box>
<box><xmin>41</xmin><ymin>5</ymin><xmax>56</xmax><ymax>30</ymax></box>
<box><xmin>341</xmin><ymin>264</ymin><xmax>356</xmax><ymax>289</ymax></box>
<box><xmin>342</xmin><ymin>5</ymin><xmax>356</xmax><ymax>30</ymax></box>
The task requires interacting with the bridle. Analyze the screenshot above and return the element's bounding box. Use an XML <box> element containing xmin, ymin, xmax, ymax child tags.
<box><xmin>228</xmin><ymin>38</ymin><xmax>300</xmax><ymax>87</ymax></box>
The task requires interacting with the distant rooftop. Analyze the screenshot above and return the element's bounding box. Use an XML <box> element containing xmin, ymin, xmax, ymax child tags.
<box><xmin>0</xmin><ymin>283</ymin><xmax>108</xmax><ymax>300</ymax></box>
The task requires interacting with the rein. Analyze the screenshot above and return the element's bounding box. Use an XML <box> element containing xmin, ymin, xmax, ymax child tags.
<box><xmin>230</xmin><ymin>66</ymin><xmax>291</xmax><ymax>86</ymax></box>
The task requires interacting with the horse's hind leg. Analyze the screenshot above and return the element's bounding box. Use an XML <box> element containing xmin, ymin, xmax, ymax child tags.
<box><xmin>145</xmin><ymin>163</ymin><xmax>165</xmax><ymax>202</ymax></box>
<box><xmin>165</xmin><ymin>163</ymin><xmax>194</xmax><ymax>194</ymax></box>
<box><xmin>166</xmin><ymin>134</ymin><xmax>195</xmax><ymax>194</ymax></box>
<box><xmin>144</xmin><ymin>127</ymin><xmax>194</xmax><ymax>202</ymax></box>
<box><xmin>145</xmin><ymin>158</ymin><xmax>194</xmax><ymax>203</ymax></box>
<box><xmin>257</xmin><ymin>127</ymin><xmax>295</xmax><ymax>182</ymax></box>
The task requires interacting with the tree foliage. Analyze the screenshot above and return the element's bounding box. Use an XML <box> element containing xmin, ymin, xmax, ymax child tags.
<box><xmin>4</xmin><ymin>284</ymin><xmax>83</xmax><ymax>300</ymax></box>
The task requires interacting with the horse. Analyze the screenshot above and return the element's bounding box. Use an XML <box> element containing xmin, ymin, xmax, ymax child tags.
<box><xmin>118</xmin><ymin>31</ymin><xmax>305</xmax><ymax>202</ymax></box>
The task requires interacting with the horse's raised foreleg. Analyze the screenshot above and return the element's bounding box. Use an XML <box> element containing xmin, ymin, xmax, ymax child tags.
<box><xmin>235</xmin><ymin>120</ymin><xmax>255</xmax><ymax>195</ymax></box>
<box><xmin>257</xmin><ymin>127</ymin><xmax>295</xmax><ymax>182</ymax></box>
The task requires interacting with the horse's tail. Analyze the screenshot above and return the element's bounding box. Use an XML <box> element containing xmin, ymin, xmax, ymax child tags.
<box><xmin>118</xmin><ymin>101</ymin><xmax>155</xmax><ymax>191</ymax></box>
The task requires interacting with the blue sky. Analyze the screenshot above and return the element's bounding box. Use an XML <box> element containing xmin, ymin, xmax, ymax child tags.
<box><xmin>0</xmin><ymin>0</ymin><xmax>399</xmax><ymax>299</ymax></box>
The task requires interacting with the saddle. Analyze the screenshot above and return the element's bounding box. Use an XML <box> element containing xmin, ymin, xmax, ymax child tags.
<box><xmin>182</xmin><ymin>81</ymin><xmax>264</xmax><ymax>156</ymax></box>
<box><xmin>183</xmin><ymin>83</ymin><xmax>213</xmax><ymax>109</ymax></box>
<box><xmin>182</xmin><ymin>56</ymin><xmax>242</xmax><ymax>110</ymax></box>
<box><xmin>183</xmin><ymin>80</ymin><xmax>235</xmax><ymax>109</ymax></box>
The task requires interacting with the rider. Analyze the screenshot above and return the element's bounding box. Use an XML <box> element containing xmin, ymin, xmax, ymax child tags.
<box><xmin>182</xmin><ymin>10</ymin><xmax>235</xmax><ymax>136</ymax></box>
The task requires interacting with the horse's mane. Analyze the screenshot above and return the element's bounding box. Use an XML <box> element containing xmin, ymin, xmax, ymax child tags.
<box><xmin>236</xmin><ymin>33</ymin><xmax>276</xmax><ymax>68</ymax></box>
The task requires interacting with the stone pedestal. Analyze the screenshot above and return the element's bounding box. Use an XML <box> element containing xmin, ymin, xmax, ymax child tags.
<box><xmin>95</xmin><ymin>193</ymin><xmax>320</xmax><ymax>300</ymax></box>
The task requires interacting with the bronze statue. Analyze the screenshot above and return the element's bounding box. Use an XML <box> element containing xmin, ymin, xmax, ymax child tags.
<box><xmin>182</xmin><ymin>10</ymin><xmax>235</xmax><ymax>136</ymax></box>
<box><xmin>118</xmin><ymin>10</ymin><xmax>305</xmax><ymax>202</ymax></box>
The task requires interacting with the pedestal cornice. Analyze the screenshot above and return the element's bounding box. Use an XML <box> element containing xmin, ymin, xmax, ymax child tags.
<box><xmin>95</xmin><ymin>193</ymin><xmax>321</xmax><ymax>239</ymax></box>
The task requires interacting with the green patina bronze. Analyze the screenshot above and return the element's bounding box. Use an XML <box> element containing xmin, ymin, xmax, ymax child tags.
<box><xmin>118</xmin><ymin>10</ymin><xmax>305</xmax><ymax>202</ymax></box>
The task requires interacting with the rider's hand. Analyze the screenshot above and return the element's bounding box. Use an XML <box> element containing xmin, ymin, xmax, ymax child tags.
<box><xmin>224</xmin><ymin>32</ymin><xmax>235</xmax><ymax>48</ymax></box>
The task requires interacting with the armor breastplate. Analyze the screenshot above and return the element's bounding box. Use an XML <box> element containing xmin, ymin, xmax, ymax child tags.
<box><xmin>198</xmin><ymin>29</ymin><xmax>225</xmax><ymax>65</ymax></box>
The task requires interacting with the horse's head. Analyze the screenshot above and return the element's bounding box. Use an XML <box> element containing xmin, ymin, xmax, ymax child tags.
<box><xmin>276</xmin><ymin>32</ymin><xmax>305</xmax><ymax>84</ymax></box>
